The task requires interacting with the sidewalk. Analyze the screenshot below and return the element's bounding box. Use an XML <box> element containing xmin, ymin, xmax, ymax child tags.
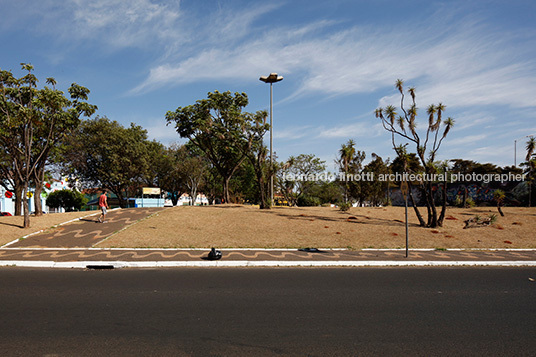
<box><xmin>1</xmin><ymin>208</ymin><xmax>535</xmax><ymax>268</ymax></box>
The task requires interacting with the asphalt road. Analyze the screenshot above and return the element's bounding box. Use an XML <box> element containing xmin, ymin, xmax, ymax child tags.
<box><xmin>0</xmin><ymin>267</ymin><xmax>535</xmax><ymax>356</ymax></box>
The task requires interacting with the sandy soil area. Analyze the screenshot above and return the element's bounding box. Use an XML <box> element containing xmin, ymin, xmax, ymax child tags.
<box><xmin>95</xmin><ymin>205</ymin><xmax>536</xmax><ymax>249</ymax></box>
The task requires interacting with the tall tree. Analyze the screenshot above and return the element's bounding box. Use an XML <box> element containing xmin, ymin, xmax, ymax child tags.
<box><xmin>59</xmin><ymin>117</ymin><xmax>151</xmax><ymax>207</ymax></box>
<box><xmin>391</xmin><ymin>146</ymin><xmax>426</xmax><ymax>226</ymax></box>
<box><xmin>335</xmin><ymin>140</ymin><xmax>366</xmax><ymax>205</ymax></box>
<box><xmin>362</xmin><ymin>153</ymin><xmax>390</xmax><ymax>206</ymax></box>
<box><xmin>242</xmin><ymin>111</ymin><xmax>271</xmax><ymax>208</ymax></box>
<box><xmin>166</xmin><ymin>91</ymin><xmax>264</xmax><ymax>203</ymax></box>
<box><xmin>526</xmin><ymin>136</ymin><xmax>536</xmax><ymax>162</ymax></box>
<box><xmin>0</xmin><ymin>64</ymin><xmax>95</xmax><ymax>227</ymax></box>
<box><xmin>525</xmin><ymin>136</ymin><xmax>536</xmax><ymax>207</ymax></box>
<box><xmin>336</xmin><ymin>139</ymin><xmax>356</xmax><ymax>203</ymax></box>
<box><xmin>376</xmin><ymin>79</ymin><xmax>454</xmax><ymax>227</ymax></box>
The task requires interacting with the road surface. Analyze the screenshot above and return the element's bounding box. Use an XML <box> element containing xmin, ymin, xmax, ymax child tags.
<box><xmin>0</xmin><ymin>267</ymin><xmax>534</xmax><ymax>356</ymax></box>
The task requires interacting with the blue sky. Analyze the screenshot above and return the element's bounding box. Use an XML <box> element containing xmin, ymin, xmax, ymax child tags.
<box><xmin>1</xmin><ymin>0</ymin><xmax>535</xmax><ymax>170</ymax></box>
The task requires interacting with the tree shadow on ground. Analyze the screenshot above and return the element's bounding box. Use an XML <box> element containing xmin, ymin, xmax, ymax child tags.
<box><xmin>259</xmin><ymin>210</ymin><xmax>421</xmax><ymax>227</ymax></box>
<box><xmin>0</xmin><ymin>221</ymin><xmax>23</xmax><ymax>228</ymax></box>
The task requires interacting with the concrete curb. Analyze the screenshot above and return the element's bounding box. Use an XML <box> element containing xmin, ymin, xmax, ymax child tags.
<box><xmin>2</xmin><ymin>260</ymin><xmax>536</xmax><ymax>269</ymax></box>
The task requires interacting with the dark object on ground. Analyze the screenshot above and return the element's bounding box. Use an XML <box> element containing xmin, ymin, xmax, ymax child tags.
<box><xmin>463</xmin><ymin>214</ymin><xmax>497</xmax><ymax>229</ymax></box>
<box><xmin>86</xmin><ymin>265</ymin><xmax>115</xmax><ymax>270</ymax></box>
<box><xmin>208</xmin><ymin>248</ymin><xmax>222</xmax><ymax>260</ymax></box>
<box><xmin>298</xmin><ymin>248</ymin><xmax>325</xmax><ymax>253</ymax></box>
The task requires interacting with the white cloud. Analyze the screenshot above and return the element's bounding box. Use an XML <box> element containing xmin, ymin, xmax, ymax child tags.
<box><xmin>2</xmin><ymin>0</ymin><xmax>184</xmax><ymax>50</ymax></box>
<box><xmin>130</xmin><ymin>5</ymin><xmax>536</xmax><ymax>115</ymax></box>
<box><xmin>446</xmin><ymin>134</ymin><xmax>488</xmax><ymax>146</ymax></box>
<box><xmin>466</xmin><ymin>144</ymin><xmax>514</xmax><ymax>166</ymax></box>
<box><xmin>145</xmin><ymin>120</ymin><xmax>183</xmax><ymax>145</ymax></box>
<box><xmin>316</xmin><ymin>121</ymin><xmax>383</xmax><ymax>139</ymax></box>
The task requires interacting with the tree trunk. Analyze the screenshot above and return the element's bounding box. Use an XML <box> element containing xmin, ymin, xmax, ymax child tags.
<box><xmin>33</xmin><ymin>186</ymin><xmax>43</xmax><ymax>216</ymax></box>
<box><xmin>424</xmin><ymin>187</ymin><xmax>433</xmax><ymax>227</ymax></box>
<box><xmin>223</xmin><ymin>176</ymin><xmax>231</xmax><ymax>204</ymax></box>
<box><xmin>33</xmin><ymin>162</ymin><xmax>46</xmax><ymax>216</ymax></box>
<box><xmin>409</xmin><ymin>186</ymin><xmax>426</xmax><ymax>227</ymax></box>
<box><xmin>14</xmin><ymin>185</ymin><xmax>23</xmax><ymax>216</ymax></box>
<box><xmin>497</xmin><ymin>203</ymin><xmax>505</xmax><ymax>217</ymax></box>
<box><xmin>438</xmin><ymin>182</ymin><xmax>448</xmax><ymax>227</ymax></box>
<box><xmin>171</xmin><ymin>192</ymin><xmax>179</xmax><ymax>206</ymax></box>
<box><xmin>22</xmin><ymin>187</ymin><xmax>30</xmax><ymax>228</ymax></box>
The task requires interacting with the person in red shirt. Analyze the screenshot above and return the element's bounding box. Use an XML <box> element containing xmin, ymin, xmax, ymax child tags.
<box><xmin>98</xmin><ymin>190</ymin><xmax>109</xmax><ymax>223</ymax></box>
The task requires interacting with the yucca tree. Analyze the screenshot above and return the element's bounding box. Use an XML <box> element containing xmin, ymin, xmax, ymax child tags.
<box><xmin>493</xmin><ymin>189</ymin><xmax>505</xmax><ymax>217</ymax></box>
<box><xmin>526</xmin><ymin>136</ymin><xmax>536</xmax><ymax>207</ymax></box>
<box><xmin>526</xmin><ymin>136</ymin><xmax>536</xmax><ymax>162</ymax></box>
<box><xmin>376</xmin><ymin>79</ymin><xmax>454</xmax><ymax>228</ymax></box>
<box><xmin>393</xmin><ymin>145</ymin><xmax>426</xmax><ymax>226</ymax></box>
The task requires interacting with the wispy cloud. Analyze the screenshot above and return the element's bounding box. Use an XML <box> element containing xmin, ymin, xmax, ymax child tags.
<box><xmin>316</xmin><ymin>121</ymin><xmax>383</xmax><ymax>139</ymax></box>
<box><xmin>2</xmin><ymin>0</ymin><xmax>184</xmax><ymax>50</ymax></box>
<box><xmin>446</xmin><ymin>134</ymin><xmax>488</xmax><ymax>146</ymax></box>
<box><xmin>129</xmin><ymin>3</ymin><xmax>536</xmax><ymax>112</ymax></box>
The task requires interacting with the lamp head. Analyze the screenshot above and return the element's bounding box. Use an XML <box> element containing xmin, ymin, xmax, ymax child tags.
<box><xmin>259</xmin><ymin>73</ymin><xmax>283</xmax><ymax>83</ymax></box>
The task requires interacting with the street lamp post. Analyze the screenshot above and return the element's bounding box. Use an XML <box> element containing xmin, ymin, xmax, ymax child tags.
<box><xmin>259</xmin><ymin>73</ymin><xmax>283</xmax><ymax>207</ymax></box>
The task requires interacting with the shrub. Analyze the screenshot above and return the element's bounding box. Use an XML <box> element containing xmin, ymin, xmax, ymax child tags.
<box><xmin>338</xmin><ymin>202</ymin><xmax>352</xmax><ymax>212</ymax></box>
<box><xmin>297</xmin><ymin>195</ymin><xmax>322</xmax><ymax>207</ymax></box>
<box><xmin>46</xmin><ymin>189</ymin><xmax>88</xmax><ymax>212</ymax></box>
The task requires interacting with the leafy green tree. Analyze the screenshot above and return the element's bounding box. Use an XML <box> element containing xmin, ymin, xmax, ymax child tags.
<box><xmin>46</xmin><ymin>189</ymin><xmax>87</xmax><ymax>212</ymax></box>
<box><xmin>277</xmin><ymin>154</ymin><xmax>326</xmax><ymax>206</ymax></box>
<box><xmin>166</xmin><ymin>90</ymin><xmax>265</xmax><ymax>204</ymax></box>
<box><xmin>178</xmin><ymin>144</ymin><xmax>210</xmax><ymax>205</ymax></box>
<box><xmin>376</xmin><ymin>79</ymin><xmax>454</xmax><ymax>227</ymax></box>
<box><xmin>241</xmin><ymin>111</ymin><xmax>271</xmax><ymax>208</ymax></box>
<box><xmin>59</xmin><ymin>117</ymin><xmax>152</xmax><ymax>207</ymax></box>
<box><xmin>0</xmin><ymin>64</ymin><xmax>95</xmax><ymax>227</ymax></box>
<box><xmin>362</xmin><ymin>154</ymin><xmax>390</xmax><ymax>206</ymax></box>
<box><xmin>307</xmin><ymin>180</ymin><xmax>343</xmax><ymax>205</ymax></box>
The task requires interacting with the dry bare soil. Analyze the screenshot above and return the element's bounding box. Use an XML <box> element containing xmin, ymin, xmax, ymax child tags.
<box><xmin>95</xmin><ymin>205</ymin><xmax>535</xmax><ymax>249</ymax></box>
<box><xmin>1</xmin><ymin>206</ymin><xmax>534</xmax><ymax>249</ymax></box>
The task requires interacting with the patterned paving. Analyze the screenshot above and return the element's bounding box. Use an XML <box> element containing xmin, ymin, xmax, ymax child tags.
<box><xmin>0</xmin><ymin>248</ymin><xmax>535</xmax><ymax>262</ymax></box>
<box><xmin>1</xmin><ymin>206</ymin><xmax>535</xmax><ymax>264</ymax></box>
<box><xmin>6</xmin><ymin>207</ymin><xmax>165</xmax><ymax>248</ymax></box>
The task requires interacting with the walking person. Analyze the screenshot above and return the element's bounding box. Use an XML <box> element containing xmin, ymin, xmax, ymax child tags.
<box><xmin>98</xmin><ymin>190</ymin><xmax>109</xmax><ymax>223</ymax></box>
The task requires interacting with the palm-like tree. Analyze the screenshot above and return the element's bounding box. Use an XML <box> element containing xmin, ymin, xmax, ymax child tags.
<box><xmin>526</xmin><ymin>136</ymin><xmax>536</xmax><ymax>207</ymax></box>
<box><xmin>339</xmin><ymin>140</ymin><xmax>356</xmax><ymax>203</ymax></box>
<box><xmin>526</xmin><ymin>136</ymin><xmax>536</xmax><ymax>162</ymax></box>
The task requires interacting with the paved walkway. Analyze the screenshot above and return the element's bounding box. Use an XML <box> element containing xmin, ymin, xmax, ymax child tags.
<box><xmin>1</xmin><ymin>207</ymin><xmax>535</xmax><ymax>268</ymax></box>
<box><xmin>5</xmin><ymin>207</ymin><xmax>164</xmax><ymax>248</ymax></box>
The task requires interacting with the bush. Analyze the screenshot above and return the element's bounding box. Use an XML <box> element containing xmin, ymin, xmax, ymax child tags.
<box><xmin>297</xmin><ymin>195</ymin><xmax>322</xmax><ymax>207</ymax></box>
<box><xmin>338</xmin><ymin>202</ymin><xmax>352</xmax><ymax>212</ymax></box>
<box><xmin>46</xmin><ymin>189</ymin><xmax>88</xmax><ymax>212</ymax></box>
<box><xmin>454</xmin><ymin>195</ymin><xmax>475</xmax><ymax>208</ymax></box>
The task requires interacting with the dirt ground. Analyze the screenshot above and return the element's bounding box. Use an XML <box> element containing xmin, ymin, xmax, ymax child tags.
<box><xmin>0</xmin><ymin>210</ymin><xmax>98</xmax><ymax>246</ymax></box>
<box><xmin>95</xmin><ymin>205</ymin><xmax>536</xmax><ymax>249</ymax></box>
<box><xmin>1</xmin><ymin>206</ymin><xmax>534</xmax><ymax>249</ymax></box>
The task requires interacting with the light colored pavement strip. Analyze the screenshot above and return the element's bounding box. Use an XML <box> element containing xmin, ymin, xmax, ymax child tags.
<box><xmin>2</xmin><ymin>260</ymin><xmax>536</xmax><ymax>268</ymax></box>
<box><xmin>1</xmin><ymin>248</ymin><xmax>535</xmax><ymax>268</ymax></box>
